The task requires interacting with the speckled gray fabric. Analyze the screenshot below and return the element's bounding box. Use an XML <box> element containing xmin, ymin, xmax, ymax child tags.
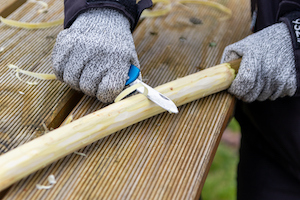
<box><xmin>221</xmin><ymin>23</ymin><xmax>297</xmax><ymax>102</ymax></box>
<box><xmin>52</xmin><ymin>8</ymin><xmax>140</xmax><ymax>103</ymax></box>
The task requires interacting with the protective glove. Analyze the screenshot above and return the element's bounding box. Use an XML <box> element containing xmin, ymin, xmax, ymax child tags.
<box><xmin>52</xmin><ymin>8</ymin><xmax>140</xmax><ymax>103</ymax></box>
<box><xmin>221</xmin><ymin>23</ymin><xmax>297</xmax><ymax>102</ymax></box>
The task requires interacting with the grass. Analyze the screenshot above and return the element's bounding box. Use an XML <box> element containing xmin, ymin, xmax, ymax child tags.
<box><xmin>201</xmin><ymin>118</ymin><xmax>240</xmax><ymax>200</ymax></box>
<box><xmin>227</xmin><ymin>117</ymin><xmax>240</xmax><ymax>133</ymax></box>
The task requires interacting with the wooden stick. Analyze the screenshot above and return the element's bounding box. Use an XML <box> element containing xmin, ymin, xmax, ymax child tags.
<box><xmin>0</xmin><ymin>60</ymin><xmax>240</xmax><ymax>191</ymax></box>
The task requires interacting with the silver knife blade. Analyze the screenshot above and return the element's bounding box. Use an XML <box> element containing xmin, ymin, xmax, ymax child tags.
<box><xmin>130</xmin><ymin>79</ymin><xmax>178</xmax><ymax>113</ymax></box>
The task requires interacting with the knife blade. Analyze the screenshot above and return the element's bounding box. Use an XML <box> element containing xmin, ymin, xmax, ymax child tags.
<box><xmin>126</xmin><ymin>65</ymin><xmax>178</xmax><ymax>114</ymax></box>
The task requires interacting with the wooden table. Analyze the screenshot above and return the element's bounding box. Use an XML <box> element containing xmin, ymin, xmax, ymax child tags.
<box><xmin>0</xmin><ymin>0</ymin><xmax>251</xmax><ymax>199</ymax></box>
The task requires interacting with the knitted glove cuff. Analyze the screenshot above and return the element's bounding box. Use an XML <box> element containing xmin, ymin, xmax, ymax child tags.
<box><xmin>71</xmin><ymin>8</ymin><xmax>131</xmax><ymax>32</ymax></box>
<box><xmin>64</xmin><ymin>0</ymin><xmax>153</xmax><ymax>32</ymax></box>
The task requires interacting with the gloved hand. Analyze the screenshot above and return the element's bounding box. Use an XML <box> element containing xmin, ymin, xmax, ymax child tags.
<box><xmin>52</xmin><ymin>8</ymin><xmax>140</xmax><ymax>103</ymax></box>
<box><xmin>221</xmin><ymin>23</ymin><xmax>297</xmax><ymax>102</ymax></box>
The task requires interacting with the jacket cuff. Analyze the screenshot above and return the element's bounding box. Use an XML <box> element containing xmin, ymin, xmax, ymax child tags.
<box><xmin>280</xmin><ymin>11</ymin><xmax>300</xmax><ymax>96</ymax></box>
<box><xmin>64</xmin><ymin>0</ymin><xmax>153</xmax><ymax>32</ymax></box>
<box><xmin>277</xmin><ymin>0</ymin><xmax>300</xmax><ymax>19</ymax></box>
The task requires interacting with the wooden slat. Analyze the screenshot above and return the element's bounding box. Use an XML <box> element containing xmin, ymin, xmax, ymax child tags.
<box><xmin>0</xmin><ymin>0</ymin><xmax>26</xmax><ymax>17</ymax></box>
<box><xmin>1</xmin><ymin>0</ymin><xmax>251</xmax><ymax>199</ymax></box>
<box><xmin>0</xmin><ymin>1</ymin><xmax>83</xmax><ymax>155</ymax></box>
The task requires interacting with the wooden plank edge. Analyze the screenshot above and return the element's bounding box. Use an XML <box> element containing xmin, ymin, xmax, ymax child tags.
<box><xmin>0</xmin><ymin>0</ymin><xmax>27</xmax><ymax>18</ymax></box>
<box><xmin>195</xmin><ymin>97</ymin><xmax>236</xmax><ymax>200</ymax></box>
<box><xmin>46</xmin><ymin>91</ymin><xmax>84</xmax><ymax>130</ymax></box>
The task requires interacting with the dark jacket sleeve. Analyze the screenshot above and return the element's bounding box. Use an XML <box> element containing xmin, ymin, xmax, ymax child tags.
<box><xmin>63</xmin><ymin>0</ymin><xmax>153</xmax><ymax>32</ymax></box>
<box><xmin>277</xmin><ymin>0</ymin><xmax>300</xmax><ymax>95</ymax></box>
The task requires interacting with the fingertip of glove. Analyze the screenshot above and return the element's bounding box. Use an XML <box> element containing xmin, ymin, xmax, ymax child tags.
<box><xmin>96</xmin><ymin>85</ymin><xmax>122</xmax><ymax>103</ymax></box>
<box><xmin>96</xmin><ymin>72</ymin><xmax>127</xmax><ymax>103</ymax></box>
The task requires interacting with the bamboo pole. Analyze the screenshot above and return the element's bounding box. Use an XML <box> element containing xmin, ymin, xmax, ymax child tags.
<box><xmin>0</xmin><ymin>60</ymin><xmax>240</xmax><ymax>191</ymax></box>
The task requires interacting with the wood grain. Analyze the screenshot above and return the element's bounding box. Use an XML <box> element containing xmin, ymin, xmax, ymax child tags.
<box><xmin>0</xmin><ymin>0</ymin><xmax>83</xmax><ymax>156</ymax></box>
<box><xmin>0</xmin><ymin>0</ymin><xmax>26</xmax><ymax>17</ymax></box>
<box><xmin>0</xmin><ymin>0</ymin><xmax>251</xmax><ymax>199</ymax></box>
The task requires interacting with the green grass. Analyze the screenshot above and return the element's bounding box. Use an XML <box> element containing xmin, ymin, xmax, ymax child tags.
<box><xmin>201</xmin><ymin>118</ymin><xmax>240</xmax><ymax>200</ymax></box>
<box><xmin>227</xmin><ymin>118</ymin><xmax>240</xmax><ymax>133</ymax></box>
<box><xmin>201</xmin><ymin>144</ymin><xmax>238</xmax><ymax>200</ymax></box>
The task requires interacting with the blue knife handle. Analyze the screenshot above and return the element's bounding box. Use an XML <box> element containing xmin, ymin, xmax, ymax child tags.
<box><xmin>125</xmin><ymin>65</ymin><xmax>140</xmax><ymax>86</ymax></box>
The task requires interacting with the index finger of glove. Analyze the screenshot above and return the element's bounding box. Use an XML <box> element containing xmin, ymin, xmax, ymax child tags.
<box><xmin>52</xmin><ymin>29</ymin><xmax>77</xmax><ymax>81</ymax></box>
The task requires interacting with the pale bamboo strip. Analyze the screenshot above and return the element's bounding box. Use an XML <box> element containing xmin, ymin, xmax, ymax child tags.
<box><xmin>0</xmin><ymin>63</ymin><xmax>236</xmax><ymax>191</ymax></box>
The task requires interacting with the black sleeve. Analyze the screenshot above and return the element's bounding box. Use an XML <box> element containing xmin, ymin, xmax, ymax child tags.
<box><xmin>278</xmin><ymin>0</ymin><xmax>300</xmax><ymax>95</ymax></box>
<box><xmin>64</xmin><ymin>0</ymin><xmax>153</xmax><ymax>32</ymax></box>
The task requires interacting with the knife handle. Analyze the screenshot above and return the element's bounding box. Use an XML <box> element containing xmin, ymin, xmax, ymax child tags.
<box><xmin>126</xmin><ymin>65</ymin><xmax>140</xmax><ymax>86</ymax></box>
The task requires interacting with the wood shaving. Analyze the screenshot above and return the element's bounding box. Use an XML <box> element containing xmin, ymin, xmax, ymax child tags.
<box><xmin>42</xmin><ymin>122</ymin><xmax>49</xmax><ymax>133</ymax></box>
<box><xmin>36</xmin><ymin>175</ymin><xmax>56</xmax><ymax>190</ymax></box>
<box><xmin>74</xmin><ymin>152</ymin><xmax>87</xmax><ymax>157</ymax></box>
<box><xmin>141</xmin><ymin>0</ymin><xmax>232</xmax><ymax>20</ymax></box>
<box><xmin>28</xmin><ymin>0</ymin><xmax>49</xmax><ymax>13</ymax></box>
<box><xmin>0</xmin><ymin>17</ymin><xmax>63</xmax><ymax>29</ymax></box>
<box><xmin>177</xmin><ymin>0</ymin><xmax>232</xmax><ymax>20</ymax></box>
<box><xmin>8</xmin><ymin>64</ymin><xmax>56</xmax><ymax>85</ymax></box>
<box><xmin>115</xmin><ymin>83</ymin><xmax>149</xmax><ymax>103</ymax></box>
<box><xmin>141</xmin><ymin>0</ymin><xmax>172</xmax><ymax>18</ymax></box>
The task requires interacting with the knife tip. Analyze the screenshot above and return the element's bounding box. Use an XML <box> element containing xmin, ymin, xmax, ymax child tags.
<box><xmin>168</xmin><ymin>107</ymin><xmax>179</xmax><ymax>114</ymax></box>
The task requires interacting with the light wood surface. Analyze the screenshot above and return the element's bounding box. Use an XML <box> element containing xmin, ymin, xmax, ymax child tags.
<box><xmin>0</xmin><ymin>0</ymin><xmax>251</xmax><ymax>199</ymax></box>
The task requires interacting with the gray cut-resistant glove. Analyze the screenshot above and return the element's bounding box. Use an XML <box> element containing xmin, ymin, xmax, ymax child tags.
<box><xmin>221</xmin><ymin>23</ymin><xmax>297</xmax><ymax>102</ymax></box>
<box><xmin>52</xmin><ymin>8</ymin><xmax>140</xmax><ymax>103</ymax></box>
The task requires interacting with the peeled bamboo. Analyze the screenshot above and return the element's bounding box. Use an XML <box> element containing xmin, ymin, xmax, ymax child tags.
<box><xmin>0</xmin><ymin>60</ymin><xmax>240</xmax><ymax>191</ymax></box>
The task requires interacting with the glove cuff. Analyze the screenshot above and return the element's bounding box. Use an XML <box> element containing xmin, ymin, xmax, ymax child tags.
<box><xmin>71</xmin><ymin>8</ymin><xmax>131</xmax><ymax>32</ymax></box>
<box><xmin>64</xmin><ymin>0</ymin><xmax>153</xmax><ymax>32</ymax></box>
<box><xmin>280</xmin><ymin>12</ymin><xmax>300</xmax><ymax>96</ymax></box>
